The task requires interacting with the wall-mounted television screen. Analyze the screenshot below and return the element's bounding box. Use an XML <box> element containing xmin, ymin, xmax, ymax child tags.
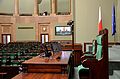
<box><xmin>55</xmin><ymin>26</ymin><xmax>72</xmax><ymax>36</ymax></box>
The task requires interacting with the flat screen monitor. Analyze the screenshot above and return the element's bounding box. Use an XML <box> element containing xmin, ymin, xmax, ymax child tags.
<box><xmin>55</xmin><ymin>26</ymin><xmax>72</xmax><ymax>36</ymax></box>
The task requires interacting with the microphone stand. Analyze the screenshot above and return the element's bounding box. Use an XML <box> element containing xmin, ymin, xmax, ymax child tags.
<box><xmin>67</xmin><ymin>20</ymin><xmax>74</xmax><ymax>52</ymax></box>
<box><xmin>67</xmin><ymin>20</ymin><xmax>74</xmax><ymax>77</ymax></box>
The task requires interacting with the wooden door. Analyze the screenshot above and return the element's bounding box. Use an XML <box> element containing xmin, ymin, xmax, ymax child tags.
<box><xmin>2</xmin><ymin>34</ymin><xmax>11</xmax><ymax>44</ymax></box>
<box><xmin>40</xmin><ymin>34</ymin><xmax>49</xmax><ymax>43</ymax></box>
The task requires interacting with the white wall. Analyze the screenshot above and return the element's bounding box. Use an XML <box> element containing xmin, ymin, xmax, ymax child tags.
<box><xmin>16</xmin><ymin>24</ymin><xmax>35</xmax><ymax>41</ymax></box>
<box><xmin>19</xmin><ymin>0</ymin><xmax>34</xmax><ymax>14</ymax></box>
<box><xmin>74</xmin><ymin>0</ymin><xmax>119</xmax><ymax>43</ymax></box>
<box><xmin>116</xmin><ymin>0</ymin><xmax>120</xmax><ymax>42</ymax></box>
<box><xmin>0</xmin><ymin>0</ymin><xmax>14</xmax><ymax>13</ymax></box>
<box><xmin>57</xmin><ymin>0</ymin><xmax>70</xmax><ymax>12</ymax></box>
<box><xmin>0</xmin><ymin>0</ymin><xmax>120</xmax><ymax>43</ymax></box>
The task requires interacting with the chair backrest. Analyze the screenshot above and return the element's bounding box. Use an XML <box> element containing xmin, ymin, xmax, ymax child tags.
<box><xmin>94</xmin><ymin>28</ymin><xmax>108</xmax><ymax>64</ymax></box>
<box><xmin>98</xmin><ymin>28</ymin><xmax>108</xmax><ymax>79</ymax></box>
<box><xmin>50</xmin><ymin>42</ymin><xmax>62</xmax><ymax>53</ymax></box>
<box><xmin>95</xmin><ymin>35</ymin><xmax>103</xmax><ymax>60</ymax></box>
<box><xmin>99</xmin><ymin>28</ymin><xmax>108</xmax><ymax>61</ymax></box>
<box><xmin>41</xmin><ymin>43</ymin><xmax>49</xmax><ymax>54</ymax></box>
<box><xmin>79</xmin><ymin>29</ymin><xmax>108</xmax><ymax>79</ymax></box>
<box><xmin>91</xmin><ymin>39</ymin><xmax>97</xmax><ymax>54</ymax></box>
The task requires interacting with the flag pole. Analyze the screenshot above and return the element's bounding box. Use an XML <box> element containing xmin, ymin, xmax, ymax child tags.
<box><xmin>114</xmin><ymin>35</ymin><xmax>115</xmax><ymax>43</ymax></box>
<box><xmin>98</xmin><ymin>6</ymin><xmax>103</xmax><ymax>33</ymax></box>
<box><xmin>67</xmin><ymin>20</ymin><xmax>74</xmax><ymax>76</ymax></box>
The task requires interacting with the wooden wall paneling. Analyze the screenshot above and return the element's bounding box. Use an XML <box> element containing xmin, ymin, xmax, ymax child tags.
<box><xmin>0</xmin><ymin>16</ymin><xmax>12</xmax><ymax>23</ymax></box>
<box><xmin>12</xmin><ymin>18</ymin><xmax>17</xmax><ymax>42</ymax></box>
<box><xmin>35</xmin><ymin>21</ymin><xmax>39</xmax><ymax>41</ymax></box>
<box><xmin>16</xmin><ymin>16</ymin><xmax>35</xmax><ymax>24</ymax></box>
<box><xmin>0</xmin><ymin>15</ymin><xmax>72</xmax><ymax>43</ymax></box>
<box><xmin>38</xmin><ymin>23</ymin><xmax>50</xmax><ymax>42</ymax></box>
<box><xmin>2</xmin><ymin>25</ymin><xmax>11</xmax><ymax>34</ymax></box>
<box><xmin>0</xmin><ymin>23</ymin><xmax>13</xmax><ymax>43</ymax></box>
<box><xmin>57</xmin><ymin>15</ymin><xmax>72</xmax><ymax>23</ymax></box>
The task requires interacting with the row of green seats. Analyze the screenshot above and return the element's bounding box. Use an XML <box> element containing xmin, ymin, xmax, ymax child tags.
<box><xmin>0</xmin><ymin>56</ymin><xmax>30</xmax><ymax>66</ymax></box>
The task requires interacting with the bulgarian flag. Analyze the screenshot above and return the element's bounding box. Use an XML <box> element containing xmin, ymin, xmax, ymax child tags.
<box><xmin>98</xmin><ymin>6</ymin><xmax>103</xmax><ymax>33</ymax></box>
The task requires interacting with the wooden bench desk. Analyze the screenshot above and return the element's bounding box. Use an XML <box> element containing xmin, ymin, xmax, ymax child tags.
<box><xmin>22</xmin><ymin>51</ymin><xmax>72</xmax><ymax>73</ymax></box>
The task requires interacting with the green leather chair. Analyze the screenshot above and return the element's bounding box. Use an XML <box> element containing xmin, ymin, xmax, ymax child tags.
<box><xmin>81</xmin><ymin>40</ymin><xmax>97</xmax><ymax>61</ymax></box>
<box><xmin>78</xmin><ymin>28</ymin><xmax>108</xmax><ymax>79</ymax></box>
<box><xmin>10</xmin><ymin>53</ymin><xmax>16</xmax><ymax>60</ymax></box>
<box><xmin>11</xmin><ymin>60</ymin><xmax>21</xmax><ymax>66</ymax></box>
<box><xmin>30</xmin><ymin>53</ymin><xmax>38</xmax><ymax>57</ymax></box>
<box><xmin>1</xmin><ymin>57</ymin><xmax>7</xmax><ymax>66</ymax></box>
<box><xmin>78</xmin><ymin>34</ymin><xmax>103</xmax><ymax>79</ymax></box>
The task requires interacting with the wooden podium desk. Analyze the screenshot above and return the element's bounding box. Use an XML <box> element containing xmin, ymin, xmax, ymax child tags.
<box><xmin>22</xmin><ymin>51</ymin><xmax>72</xmax><ymax>73</ymax></box>
<box><xmin>12</xmin><ymin>73</ymin><xmax>68</xmax><ymax>79</ymax></box>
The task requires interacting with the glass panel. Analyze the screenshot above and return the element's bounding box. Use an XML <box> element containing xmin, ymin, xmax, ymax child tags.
<box><xmin>7</xmin><ymin>35</ymin><xmax>11</xmax><ymax>43</ymax></box>
<box><xmin>57</xmin><ymin>0</ymin><xmax>70</xmax><ymax>15</ymax></box>
<box><xmin>45</xmin><ymin>35</ymin><xmax>48</xmax><ymax>42</ymax></box>
<box><xmin>38</xmin><ymin>0</ymin><xmax>51</xmax><ymax>15</ymax></box>
<box><xmin>0</xmin><ymin>0</ymin><xmax>14</xmax><ymax>14</ymax></box>
<box><xmin>42</xmin><ymin>35</ymin><xmax>45</xmax><ymax>43</ymax></box>
<box><xmin>19</xmin><ymin>0</ymin><xmax>34</xmax><ymax>15</ymax></box>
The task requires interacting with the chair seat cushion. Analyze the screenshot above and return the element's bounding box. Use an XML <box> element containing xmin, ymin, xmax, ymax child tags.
<box><xmin>78</xmin><ymin>65</ymin><xmax>89</xmax><ymax>74</ymax></box>
<box><xmin>84</xmin><ymin>54</ymin><xmax>94</xmax><ymax>56</ymax></box>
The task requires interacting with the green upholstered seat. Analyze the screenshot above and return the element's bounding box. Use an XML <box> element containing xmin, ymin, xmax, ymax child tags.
<box><xmin>1</xmin><ymin>50</ymin><xmax>6</xmax><ymax>53</ymax></box>
<box><xmin>96</xmin><ymin>45</ymin><xmax>102</xmax><ymax>60</ymax></box>
<box><xmin>96</xmin><ymin>35</ymin><xmax>103</xmax><ymax>45</ymax></box>
<box><xmin>17</xmin><ymin>52</ymin><xmax>21</xmax><ymax>56</ymax></box>
<box><xmin>2</xmin><ymin>53</ymin><xmax>7</xmax><ymax>56</ymax></box>
<box><xmin>78</xmin><ymin>65</ymin><xmax>89</xmax><ymax>74</ymax></box>
<box><xmin>25</xmin><ymin>56</ymin><xmax>31</xmax><ymax>60</ymax></box>
<box><xmin>11</xmin><ymin>60</ymin><xmax>21</xmax><ymax>66</ymax></box>
<box><xmin>83</xmin><ymin>53</ymin><xmax>94</xmax><ymax>56</ymax></box>
<box><xmin>20</xmin><ymin>57</ymin><xmax>26</xmax><ymax>62</ymax></box>
<box><xmin>91</xmin><ymin>40</ymin><xmax>96</xmax><ymax>54</ymax></box>
<box><xmin>95</xmin><ymin>35</ymin><xmax>103</xmax><ymax>60</ymax></box>
<box><xmin>78</xmin><ymin>35</ymin><xmax>103</xmax><ymax>78</ymax></box>
<box><xmin>30</xmin><ymin>53</ymin><xmax>38</xmax><ymax>56</ymax></box>
<box><xmin>1</xmin><ymin>57</ymin><xmax>7</xmax><ymax>65</ymax></box>
<box><xmin>10</xmin><ymin>53</ymin><xmax>16</xmax><ymax>60</ymax></box>
<box><xmin>84</xmin><ymin>40</ymin><xmax>97</xmax><ymax>56</ymax></box>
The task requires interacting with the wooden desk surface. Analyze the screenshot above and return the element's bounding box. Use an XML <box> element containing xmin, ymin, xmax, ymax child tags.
<box><xmin>12</xmin><ymin>73</ymin><xmax>68</xmax><ymax>79</ymax></box>
<box><xmin>22</xmin><ymin>51</ymin><xmax>72</xmax><ymax>73</ymax></box>
<box><xmin>22</xmin><ymin>51</ymin><xmax>72</xmax><ymax>65</ymax></box>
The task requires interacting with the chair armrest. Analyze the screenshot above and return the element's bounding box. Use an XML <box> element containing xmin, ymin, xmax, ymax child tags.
<box><xmin>83</xmin><ymin>52</ymin><xmax>92</xmax><ymax>54</ymax></box>
<box><xmin>81</xmin><ymin>54</ymin><xmax>95</xmax><ymax>61</ymax></box>
<box><xmin>82</xmin><ymin>58</ymin><xmax>98</xmax><ymax>68</ymax></box>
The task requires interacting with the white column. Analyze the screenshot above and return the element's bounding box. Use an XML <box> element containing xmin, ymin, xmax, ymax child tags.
<box><xmin>14</xmin><ymin>0</ymin><xmax>19</xmax><ymax>16</ymax></box>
